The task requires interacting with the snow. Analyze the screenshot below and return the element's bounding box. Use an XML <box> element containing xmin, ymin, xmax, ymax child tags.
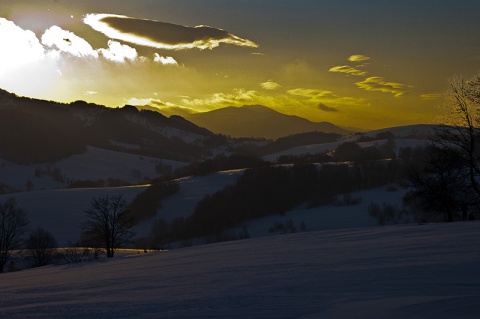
<box><xmin>263</xmin><ymin>138</ymin><xmax>431</xmax><ymax>162</ymax></box>
<box><xmin>365</xmin><ymin>124</ymin><xmax>438</xmax><ymax>138</ymax></box>
<box><xmin>54</xmin><ymin>146</ymin><xmax>187</xmax><ymax>184</ymax></box>
<box><xmin>0</xmin><ymin>146</ymin><xmax>188</xmax><ymax>191</ymax></box>
<box><xmin>263</xmin><ymin>141</ymin><xmax>340</xmax><ymax>162</ymax></box>
<box><xmin>244</xmin><ymin>186</ymin><xmax>409</xmax><ymax>237</ymax></box>
<box><xmin>156</xmin><ymin>171</ymin><xmax>241</xmax><ymax>222</ymax></box>
<box><xmin>133</xmin><ymin>171</ymin><xmax>242</xmax><ymax>235</ymax></box>
<box><xmin>1</xmin><ymin>222</ymin><xmax>479</xmax><ymax>318</ymax></box>
<box><xmin>1</xmin><ymin>124</ymin><xmax>478</xmax><ymax>317</ymax></box>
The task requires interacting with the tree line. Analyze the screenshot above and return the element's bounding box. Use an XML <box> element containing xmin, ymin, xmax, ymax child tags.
<box><xmin>141</xmin><ymin>151</ymin><xmax>424</xmax><ymax>248</ymax></box>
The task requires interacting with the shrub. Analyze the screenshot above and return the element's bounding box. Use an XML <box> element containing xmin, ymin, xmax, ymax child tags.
<box><xmin>26</xmin><ymin>228</ymin><xmax>57</xmax><ymax>267</ymax></box>
<box><xmin>368</xmin><ymin>202</ymin><xmax>397</xmax><ymax>225</ymax></box>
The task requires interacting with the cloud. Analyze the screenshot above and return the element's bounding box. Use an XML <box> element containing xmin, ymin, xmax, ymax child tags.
<box><xmin>318</xmin><ymin>102</ymin><xmax>339</xmax><ymax>112</ymax></box>
<box><xmin>287</xmin><ymin>88</ymin><xmax>368</xmax><ymax>107</ymax></box>
<box><xmin>41</xmin><ymin>25</ymin><xmax>99</xmax><ymax>58</ymax></box>
<box><xmin>127</xmin><ymin>97</ymin><xmax>157</xmax><ymax>106</ymax></box>
<box><xmin>41</xmin><ymin>26</ymin><xmax>143</xmax><ymax>63</ymax></box>
<box><xmin>0</xmin><ymin>18</ymin><xmax>61</xmax><ymax>96</ymax></box>
<box><xmin>0</xmin><ymin>18</ymin><xmax>46</xmax><ymax>77</ymax></box>
<box><xmin>348</xmin><ymin>55</ymin><xmax>370</xmax><ymax>62</ymax></box>
<box><xmin>287</xmin><ymin>88</ymin><xmax>370</xmax><ymax>112</ymax></box>
<box><xmin>181</xmin><ymin>88</ymin><xmax>262</xmax><ymax>109</ymax></box>
<box><xmin>259</xmin><ymin>81</ymin><xmax>281</xmax><ymax>90</ymax></box>
<box><xmin>0</xmin><ymin>18</ymin><xmax>188</xmax><ymax>104</ymax></box>
<box><xmin>126</xmin><ymin>97</ymin><xmax>186</xmax><ymax>111</ymax></box>
<box><xmin>420</xmin><ymin>93</ymin><xmax>443</xmax><ymax>100</ymax></box>
<box><xmin>153</xmin><ymin>53</ymin><xmax>178</xmax><ymax>65</ymax></box>
<box><xmin>287</xmin><ymin>88</ymin><xmax>337</xmax><ymax>99</ymax></box>
<box><xmin>83</xmin><ymin>13</ymin><xmax>258</xmax><ymax>50</ymax></box>
<box><xmin>355</xmin><ymin>77</ymin><xmax>412</xmax><ymax>97</ymax></box>
<box><xmin>329</xmin><ymin>65</ymin><xmax>366</xmax><ymax>76</ymax></box>
<box><xmin>97</xmin><ymin>40</ymin><xmax>139</xmax><ymax>62</ymax></box>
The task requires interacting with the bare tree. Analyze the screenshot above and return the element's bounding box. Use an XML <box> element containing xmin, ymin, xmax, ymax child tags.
<box><xmin>83</xmin><ymin>195</ymin><xmax>134</xmax><ymax>258</ymax></box>
<box><xmin>0</xmin><ymin>198</ymin><xmax>29</xmax><ymax>273</ymax></box>
<box><xmin>404</xmin><ymin>146</ymin><xmax>468</xmax><ymax>222</ymax></box>
<box><xmin>406</xmin><ymin>74</ymin><xmax>480</xmax><ymax>220</ymax></box>
<box><xmin>436</xmin><ymin>74</ymin><xmax>480</xmax><ymax>200</ymax></box>
<box><xmin>26</xmin><ymin>228</ymin><xmax>57</xmax><ymax>267</ymax></box>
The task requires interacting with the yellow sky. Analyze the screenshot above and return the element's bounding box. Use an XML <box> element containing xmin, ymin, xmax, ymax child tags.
<box><xmin>0</xmin><ymin>0</ymin><xmax>479</xmax><ymax>130</ymax></box>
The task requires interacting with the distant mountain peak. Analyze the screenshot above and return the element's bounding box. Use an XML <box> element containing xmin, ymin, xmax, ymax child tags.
<box><xmin>183</xmin><ymin>104</ymin><xmax>350</xmax><ymax>139</ymax></box>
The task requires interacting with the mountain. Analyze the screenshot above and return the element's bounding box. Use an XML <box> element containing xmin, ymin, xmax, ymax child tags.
<box><xmin>182</xmin><ymin>105</ymin><xmax>351</xmax><ymax>139</ymax></box>
<box><xmin>0</xmin><ymin>89</ymin><xmax>222</xmax><ymax>164</ymax></box>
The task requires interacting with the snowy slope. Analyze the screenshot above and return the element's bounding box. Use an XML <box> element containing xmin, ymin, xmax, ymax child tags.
<box><xmin>0</xmin><ymin>146</ymin><xmax>188</xmax><ymax>191</ymax></box>
<box><xmin>1</xmin><ymin>222</ymin><xmax>479</xmax><ymax>319</ymax></box>
<box><xmin>54</xmin><ymin>146</ymin><xmax>187</xmax><ymax>183</ymax></box>
<box><xmin>244</xmin><ymin>186</ymin><xmax>409</xmax><ymax>237</ymax></box>
<box><xmin>263</xmin><ymin>138</ymin><xmax>430</xmax><ymax>162</ymax></box>
<box><xmin>133</xmin><ymin>171</ymin><xmax>242</xmax><ymax>235</ymax></box>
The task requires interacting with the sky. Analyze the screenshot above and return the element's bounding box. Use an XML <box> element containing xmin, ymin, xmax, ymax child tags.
<box><xmin>0</xmin><ymin>0</ymin><xmax>479</xmax><ymax>130</ymax></box>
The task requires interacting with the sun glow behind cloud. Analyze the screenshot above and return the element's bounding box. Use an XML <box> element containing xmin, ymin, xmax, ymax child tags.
<box><xmin>0</xmin><ymin>18</ymin><xmax>55</xmax><ymax>96</ymax></box>
<box><xmin>0</xmin><ymin>17</ymin><xmax>185</xmax><ymax>104</ymax></box>
<box><xmin>2</xmin><ymin>0</ymin><xmax>470</xmax><ymax>131</ymax></box>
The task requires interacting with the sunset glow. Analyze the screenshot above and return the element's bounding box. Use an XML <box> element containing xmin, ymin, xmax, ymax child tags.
<box><xmin>0</xmin><ymin>0</ymin><xmax>479</xmax><ymax>129</ymax></box>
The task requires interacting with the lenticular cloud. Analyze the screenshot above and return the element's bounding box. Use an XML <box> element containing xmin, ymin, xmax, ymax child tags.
<box><xmin>83</xmin><ymin>13</ymin><xmax>258</xmax><ymax>50</ymax></box>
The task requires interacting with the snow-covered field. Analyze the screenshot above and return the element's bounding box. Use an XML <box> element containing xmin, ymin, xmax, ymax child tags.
<box><xmin>1</xmin><ymin>222</ymin><xmax>479</xmax><ymax>319</ymax></box>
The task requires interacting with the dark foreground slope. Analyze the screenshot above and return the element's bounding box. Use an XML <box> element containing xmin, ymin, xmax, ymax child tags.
<box><xmin>1</xmin><ymin>222</ymin><xmax>479</xmax><ymax>319</ymax></box>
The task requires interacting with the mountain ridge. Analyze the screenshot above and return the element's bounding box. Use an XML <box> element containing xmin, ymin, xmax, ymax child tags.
<box><xmin>166</xmin><ymin>104</ymin><xmax>352</xmax><ymax>139</ymax></box>
<box><xmin>0</xmin><ymin>89</ymin><xmax>220</xmax><ymax>164</ymax></box>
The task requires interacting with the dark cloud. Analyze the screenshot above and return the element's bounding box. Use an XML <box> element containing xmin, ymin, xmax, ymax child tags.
<box><xmin>318</xmin><ymin>102</ymin><xmax>339</xmax><ymax>112</ymax></box>
<box><xmin>84</xmin><ymin>14</ymin><xmax>258</xmax><ymax>50</ymax></box>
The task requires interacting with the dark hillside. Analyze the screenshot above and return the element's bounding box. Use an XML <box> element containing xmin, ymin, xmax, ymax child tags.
<box><xmin>0</xmin><ymin>89</ymin><xmax>219</xmax><ymax>164</ymax></box>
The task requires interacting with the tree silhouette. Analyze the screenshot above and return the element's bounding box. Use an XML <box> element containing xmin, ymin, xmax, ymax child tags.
<box><xmin>83</xmin><ymin>195</ymin><xmax>134</xmax><ymax>258</ymax></box>
<box><xmin>437</xmin><ymin>74</ymin><xmax>480</xmax><ymax>200</ymax></box>
<box><xmin>0</xmin><ymin>198</ymin><xmax>29</xmax><ymax>272</ymax></box>
<box><xmin>404</xmin><ymin>74</ymin><xmax>480</xmax><ymax>220</ymax></box>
